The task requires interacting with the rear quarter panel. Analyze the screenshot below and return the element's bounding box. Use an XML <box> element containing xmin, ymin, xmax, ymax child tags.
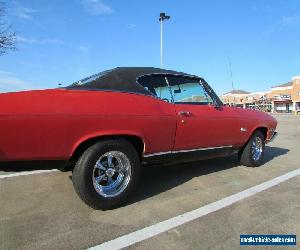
<box><xmin>0</xmin><ymin>89</ymin><xmax>176</xmax><ymax>161</ymax></box>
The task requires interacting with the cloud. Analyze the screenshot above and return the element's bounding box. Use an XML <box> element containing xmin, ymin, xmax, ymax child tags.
<box><xmin>77</xmin><ymin>45</ymin><xmax>89</xmax><ymax>51</ymax></box>
<box><xmin>0</xmin><ymin>71</ymin><xmax>33</xmax><ymax>93</ymax></box>
<box><xmin>263</xmin><ymin>14</ymin><xmax>300</xmax><ymax>35</ymax></box>
<box><xmin>0</xmin><ymin>70</ymin><xmax>14</xmax><ymax>76</ymax></box>
<box><xmin>81</xmin><ymin>0</ymin><xmax>114</xmax><ymax>15</ymax></box>
<box><xmin>282</xmin><ymin>15</ymin><xmax>300</xmax><ymax>26</ymax></box>
<box><xmin>17</xmin><ymin>36</ymin><xmax>89</xmax><ymax>53</ymax></box>
<box><xmin>125</xmin><ymin>24</ymin><xmax>137</xmax><ymax>30</ymax></box>
<box><xmin>11</xmin><ymin>1</ymin><xmax>39</xmax><ymax>19</ymax></box>
<box><xmin>263</xmin><ymin>28</ymin><xmax>276</xmax><ymax>36</ymax></box>
<box><xmin>17</xmin><ymin>36</ymin><xmax>69</xmax><ymax>45</ymax></box>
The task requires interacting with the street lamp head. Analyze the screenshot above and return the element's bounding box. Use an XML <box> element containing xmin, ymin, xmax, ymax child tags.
<box><xmin>159</xmin><ymin>12</ymin><xmax>170</xmax><ymax>21</ymax></box>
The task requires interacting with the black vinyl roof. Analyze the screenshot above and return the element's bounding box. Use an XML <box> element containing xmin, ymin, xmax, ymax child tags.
<box><xmin>66</xmin><ymin>67</ymin><xmax>200</xmax><ymax>95</ymax></box>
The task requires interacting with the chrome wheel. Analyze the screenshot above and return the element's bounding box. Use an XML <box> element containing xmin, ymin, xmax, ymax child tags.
<box><xmin>92</xmin><ymin>151</ymin><xmax>131</xmax><ymax>198</ymax></box>
<box><xmin>251</xmin><ymin>136</ymin><xmax>263</xmax><ymax>161</ymax></box>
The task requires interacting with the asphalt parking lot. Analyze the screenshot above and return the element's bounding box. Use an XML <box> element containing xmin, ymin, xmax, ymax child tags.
<box><xmin>0</xmin><ymin>114</ymin><xmax>299</xmax><ymax>250</ymax></box>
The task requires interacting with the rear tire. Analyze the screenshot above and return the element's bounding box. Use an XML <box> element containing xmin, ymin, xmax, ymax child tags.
<box><xmin>72</xmin><ymin>139</ymin><xmax>140</xmax><ymax>210</ymax></box>
<box><xmin>239</xmin><ymin>131</ymin><xmax>265</xmax><ymax>167</ymax></box>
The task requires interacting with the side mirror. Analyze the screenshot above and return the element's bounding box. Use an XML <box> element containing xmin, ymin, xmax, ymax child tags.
<box><xmin>173</xmin><ymin>85</ymin><xmax>181</xmax><ymax>94</ymax></box>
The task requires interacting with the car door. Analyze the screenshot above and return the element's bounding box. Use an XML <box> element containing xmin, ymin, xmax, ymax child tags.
<box><xmin>137</xmin><ymin>74</ymin><xmax>177</xmax><ymax>155</ymax></box>
<box><xmin>167</xmin><ymin>76</ymin><xmax>242</xmax><ymax>151</ymax></box>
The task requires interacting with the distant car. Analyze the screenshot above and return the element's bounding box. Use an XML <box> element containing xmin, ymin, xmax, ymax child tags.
<box><xmin>0</xmin><ymin>67</ymin><xmax>277</xmax><ymax>209</ymax></box>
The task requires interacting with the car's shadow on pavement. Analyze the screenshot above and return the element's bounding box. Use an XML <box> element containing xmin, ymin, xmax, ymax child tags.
<box><xmin>264</xmin><ymin>146</ymin><xmax>289</xmax><ymax>162</ymax></box>
<box><xmin>0</xmin><ymin>160</ymin><xmax>66</xmax><ymax>172</ymax></box>
<box><xmin>0</xmin><ymin>146</ymin><xmax>288</xmax><ymax>174</ymax></box>
<box><xmin>0</xmin><ymin>146</ymin><xmax>289</xmax><ymax>207</ymax></box>
<box><xmin>130</xmin><ymin>156</ymin><xmax>238</xmax><ymax>205</ymax></box>
<box><xmin>127</xmin><ymin>146</ymin><xmax>289</xmax><ymax>205</ymax></box>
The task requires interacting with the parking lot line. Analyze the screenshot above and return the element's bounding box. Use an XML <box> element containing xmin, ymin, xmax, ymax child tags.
<box><xmin>0</xmin><ymin>169</ymin><xmax>58</xmax><ymax>179</ymax></box>
<box><xmin>89</xmin><ymin>167</ymin><xmax>300</xmax><ymax>250</ymax></box>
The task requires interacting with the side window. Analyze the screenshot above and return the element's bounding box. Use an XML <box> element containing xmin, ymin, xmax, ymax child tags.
<box><xmin>138</xmin><ymin>75</ymin><xmax>172</xmax><ymax>103</ymax></box>
<box><xmin>167</xmin><ymin>76</ymin><xmax>213</xmax><ymax>105</ymax></box>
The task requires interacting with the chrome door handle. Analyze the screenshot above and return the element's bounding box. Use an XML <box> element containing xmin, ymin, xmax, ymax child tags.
<box><xmin>178</xmin><ymin>111</ymin><xmax>192</xmax><ymax>117</ymax></box>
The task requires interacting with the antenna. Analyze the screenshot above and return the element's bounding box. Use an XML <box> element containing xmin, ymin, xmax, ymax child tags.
<box><xmin>228</xmin><ymin>59</ymin><xmax>234</xmax><ymax>91</ymax></box>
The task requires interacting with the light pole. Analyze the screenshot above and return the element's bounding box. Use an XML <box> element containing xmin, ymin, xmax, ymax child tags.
<box><xmin>159</xmin><ymin>12</ymin><xmax>170</xmax><ymax>67</ymax></box>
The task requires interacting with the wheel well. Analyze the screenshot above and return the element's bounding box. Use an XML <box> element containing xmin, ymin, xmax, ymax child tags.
<box><xmin>69</xmin><ymin>135</ymin><xmax>144</xmax><ymax>165</ymax></box>
<box><xmin>238</xmin><ymin>126</ymin><xmax>268</xmax><ymax>159</ymax></box>
<box><xmin>254</xmin><ymin>127</ymin><xmax>268</xmax><ymax>140</ymax></box>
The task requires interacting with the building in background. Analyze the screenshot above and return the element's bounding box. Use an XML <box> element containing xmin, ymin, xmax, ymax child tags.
<box><xmin>220</xmin><ymin>89</ymin><xmax>250</xmax><ymax>108</ymax></box>
<box><xmin>220</xmin><ymin>76</ymin><xmax>300</xmax><ymax>113</ymax></box>
<box><xmin>220</xmin><ymin>90</ymin><xmax>272</xmax><ymax>112</ymax></box>
<box><xmin>291</xmin><ymin>76</ymin><xmax>300</xmax><ymax>113</ymax></box>
<box><xmin>268</xmin><ymin>82</ymin><xmax>293</xmax><ymax>113</ymax></box>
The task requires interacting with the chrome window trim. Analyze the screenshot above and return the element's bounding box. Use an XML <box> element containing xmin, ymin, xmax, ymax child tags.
<box><xmin>144</xmin><ymin>145</ymin><xmax>233</xmax><ymax>158</ymax></box>
<box><xmin>135</xmin><ymin>73</ymin><xmax>223</xmax><ymax>106</ymax></box>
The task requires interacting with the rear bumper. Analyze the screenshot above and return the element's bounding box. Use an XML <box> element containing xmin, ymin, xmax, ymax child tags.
<box><xmin>266</xmin><ymin>131</ymin><xmax>278</xmax><ymax>143</ymax></box>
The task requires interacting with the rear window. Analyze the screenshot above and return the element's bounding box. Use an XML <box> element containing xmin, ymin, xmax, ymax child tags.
<box><xmin>69</xmin><ymin>69</ymin><xmax>113</xmax><ymax>87</ymax></box>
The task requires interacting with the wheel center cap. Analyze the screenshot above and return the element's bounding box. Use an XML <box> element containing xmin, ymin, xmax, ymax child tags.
<box><xmin>106</xmin><ymin>168</ymin><xmax>115</xmax><ymax>178</ymax></box>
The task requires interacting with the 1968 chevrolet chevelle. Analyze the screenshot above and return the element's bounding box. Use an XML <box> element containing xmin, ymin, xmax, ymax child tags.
<box><xmin>0</xmin><ymin>67</ymin><xmax>277</xmax><ymax>209</ymax></box>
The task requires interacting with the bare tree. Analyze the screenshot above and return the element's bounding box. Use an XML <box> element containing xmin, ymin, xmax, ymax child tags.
<box><xmin>0</xmin><ymin>1</ymin><xmax>16</xmax><ymax>56</ymax></box>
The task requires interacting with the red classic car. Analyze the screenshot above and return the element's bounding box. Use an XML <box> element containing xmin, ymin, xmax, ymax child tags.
<box><xmin>0</xmin><ymin>67</ymin><xmax>277</xmax><ymax>209</ymax></box>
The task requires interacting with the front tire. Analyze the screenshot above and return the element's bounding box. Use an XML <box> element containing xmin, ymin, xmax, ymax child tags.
<box><xmin>72</xmin><ymin>139</ymin><xmax>140</xmax><ymax>210</ymax></box>
<box><xmin>239</xmin><ymin>131</ymin><xmax>265</xmax><ymax>167</ymax></box>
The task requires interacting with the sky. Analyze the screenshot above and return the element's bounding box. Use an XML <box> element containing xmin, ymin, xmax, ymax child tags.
<box><xmin>0</xmin><ymin>0</ymin><xmax>300</xmax><ymax>95</ymax></box>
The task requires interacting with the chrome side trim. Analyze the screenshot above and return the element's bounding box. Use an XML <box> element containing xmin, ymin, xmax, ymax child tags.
<box><xmin>143</xmin><ymin>151</ymin><xmax>172</xmax><ymax>157</ymax></box>
<box><xmin>174</xmin><ymin>145</ymin><xmax>233</xmax><ymax>154</ymax></box>
<box><xmin>144</xmin><ymin>145</ymin><xmax>233</xmax><ymax>158</ymax></box>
